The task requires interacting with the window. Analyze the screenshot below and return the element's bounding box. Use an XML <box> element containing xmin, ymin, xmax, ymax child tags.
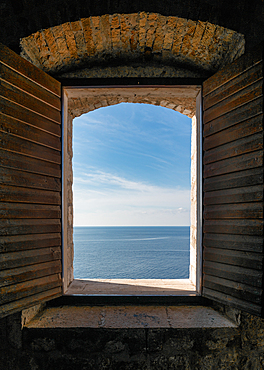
<box><xmin>62</xmin><ymin>86</ymin><xmax>202</xmax><ymax>297</ymax></box>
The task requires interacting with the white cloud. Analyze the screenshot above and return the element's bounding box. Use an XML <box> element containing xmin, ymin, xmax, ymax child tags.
<box><xmin>73</xmin><ymin>171</ymin><xmax>190</xmax><ymax>226</ymax></box>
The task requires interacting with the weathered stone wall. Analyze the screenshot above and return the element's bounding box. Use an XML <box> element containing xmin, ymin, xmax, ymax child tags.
<box><xmin>1</xmin><ymin>305</ymin><xmax>264</xmax><ymax>370</ymax></box>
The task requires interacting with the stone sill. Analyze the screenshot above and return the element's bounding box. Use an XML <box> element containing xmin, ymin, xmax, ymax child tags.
<box><xmin>64</xmin><ymin>278</ymin><xmax>197</xmax><ymax>296</ymax></box>
<box><xmin>24</xmin><ymin>305</ymin><xmax>237</xmax><ymax>329</ymax></box>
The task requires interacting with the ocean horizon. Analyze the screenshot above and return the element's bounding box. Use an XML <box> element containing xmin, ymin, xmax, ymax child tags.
<box><xmin>73</xmin><ymin>226</ymin><xmax>190</xmax><ymax>279</ymax></box>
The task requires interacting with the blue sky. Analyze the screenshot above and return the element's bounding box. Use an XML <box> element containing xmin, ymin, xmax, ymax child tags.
<box><xmin>73</xmin><ymin>103</ymin><xmax>191</xmax><ymax>226</ymax></box>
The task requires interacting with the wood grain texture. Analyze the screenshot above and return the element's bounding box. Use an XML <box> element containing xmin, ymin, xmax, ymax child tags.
<box><xmin>204</xmin><ymin>167</ymin><xmax>263</xmax><ymax>192</ymax></box>
<box><xmin>0</xmin><ymin>43</ymin><xmax>62</xmax><ymax>317</ymax></box>
<box><xmin>0</xmin><ymin>43</ymin><xmax>60</xmax><ymax>97</ymax></box>
<box><xmin>202</xmin><ymin>47</ymin><xmax>264</xmax><ymax>316</ymax></box>
<box><xmin>204</xmin><ymin>97</ymin><xmax>263</xmax><ymax>137</ymax></box>
<box><xmin>0</xmin><ymin>260</ymin><xmax>61</xmax><ymax>288</ymax></box>
<box><xmin>0</xmin><ymin>233</ymin><xmax>61</xmax><ymax>253</ymax></box>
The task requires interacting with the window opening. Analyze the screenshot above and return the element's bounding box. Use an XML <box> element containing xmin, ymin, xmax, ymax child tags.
<box><xmin>72</xmin><ymin>103</ymin><xmax>191</xmax><ymax>280</ymax></box>
<box><xmin>62</xmin><ymin>86</ymin><xmax>201</xmax><ymax>296</ymax></box>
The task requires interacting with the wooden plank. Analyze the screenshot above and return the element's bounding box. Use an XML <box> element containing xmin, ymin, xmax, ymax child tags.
<box><xmin>0</xmin><ymin>219</ymin><xmax>61</xmax><ymax>236</ymax></box>
<box><xmin>204</xmin><ymin>185</ymin><xmax>263</xmax><ymax>205</ymax></box>
<box><xmin>204</xmin><ymin>80</ymin><xmax>262</xmax><ymax>124</ymax></box>
<box><xmin>204</xmin><ymin>167</ymin><xmax>263</xmax><ymax>192</ymax></box>
<box><xmin>203</xmin><ymin>261</ymin><xmax>263</xmax><ymax>287</ymax></box>
<box><xmin>0</xmin><ymin>43</ymin><xmax>60</xmax><ymax>97</ymax></box>
<box><xmin>204</xmin><ymin>150</ymin><xmax>263</xmax><ymax>178</ymax></box>
<box><xmin>0</xmin><ymin>167</ymin><xmax>61</xmax><ymax>191</ymax></box>
<box><xmin>203</xmin><ymin>45</ymin><xmax>262</xmax><ymax>97</ymax></box>
<box><xmin>0</xmin><ymin>247</ymin><xmax>61</xmax><ymax>270</ymax></box>
<box><xmin>203</xmin><ymin>247</ymin><xmax>263</xmax><ymax>269</ymax></box>
<box><xmin>204</xmin><ymin>202</ymin><xmax>263</xmax><ymax>219</ymax></box>
<box><xmin>0</xmin><ymin>80</ymin><xmax>61</xmax><ymax>124</ymax></box>
<box><xmin>203</xmin><ymin>80</ymin><xmax>263</xmax><ymax>123</ymax></box>
<box><xmin>0</xmin><ymin>185</ymin><xmax>61</xmax><ymax>204</ymax></box>
<box><xmin>0</xmin><ymin>131</ymin><xmax>61</xmax><ymax>164</ymax></box>
<box><xmin>203</xmin><ymin>233</ymin><xmax>263</xmax><ymax>253</ymax></box>
<box><xmin>0</xmin><ymin>233</ymin><xmax>61</xmax><ymax>253</ymax></box>
<box><xmin>0</xmin><ymin>62</ymin><xmax>61</xmax><ymax>110</ymax></box>
<box><xmin>204</xmin><ymin>97</ymin><xmax>263</xmax><ymax>137</ymax></box>
<box><xmin>203</xmin><ymin>276</ymin><xmax>262</xmax><ymax>305</ymax></box>
<box><xmin>204</xmin><ymin>114</ymin><xmax>263</xmax><ymax>151</ymax></box>
<box><xmin>0</xmin><ymin>203</ymin><xmax>61</xmax><ymax>220</ymax></box>
<box><xmin>0</xmin><ymin>260</ymin><xmax>61</xmax><ymax>288</ymax></box>
<box><xmin>0</xmin><ymin>97</ymin><xmax>61</xmax><ymax>135</ymax></box>
<box><xmin>0</xmin><ymin>112</ymin><xmax>61</xmax><ymax>150</ymax></box>
<box><xmin>0</xmin><ymin>148</ymin><xmax>61</xmax><ymax>178</ymax></box>
<box><xmin>0</xmin><ymin>274</ymin><xmax>61</xmax><ymax>305</ymax></box>
<box><xmin>0</xmin><ymin>287</ymin><xmax>62</xmax><ymax>319</ymax></box>
<box><xmin>203</xmin><ymin>63</ymin><xmax>263</xmax><ymax>110</ymax></box>
<box><xmin>204</xmin><ymin>132</ymin><xmax>263</xmax><ymax>165</ymax></box>
<box><xmin>203</xmin><ymin>287</ymin><xmax>261</xmax><ymax>316</ymax></box>
<box><xmin>203</xmin><ymin>219</ymin><xmax>263</xmax><ymax>236</ymax></box>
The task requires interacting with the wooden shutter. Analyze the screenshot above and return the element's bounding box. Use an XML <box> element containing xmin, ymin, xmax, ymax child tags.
<box><xmin>202</xmin><ymin>45</ymin><xmax>263</xmax><ymax>316</ymax></box>
<box><xmin>0</xmin><ymin>43</ymin><xmax>62</xmax><ymax>318</ymax></box>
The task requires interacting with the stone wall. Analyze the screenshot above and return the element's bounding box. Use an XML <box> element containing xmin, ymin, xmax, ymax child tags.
<box><xmin>1</xmin><ymin>305</ymin><xmax>264</xmax><ymax>370</ymax></box>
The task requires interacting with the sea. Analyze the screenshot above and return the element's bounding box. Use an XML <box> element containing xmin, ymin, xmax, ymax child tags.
<box><xmin>73</xmin><ymin>226</ymin><xmax>190</xmax><ymax>279</ymax></box>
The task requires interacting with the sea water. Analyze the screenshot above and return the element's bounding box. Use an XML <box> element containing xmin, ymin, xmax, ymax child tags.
<box><xmin>73</xmin><ymin>226</ymin><xmax>190</xmax><ymax>279</ymax></box>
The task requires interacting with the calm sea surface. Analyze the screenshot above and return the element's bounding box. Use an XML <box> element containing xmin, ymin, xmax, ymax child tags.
<box><xmin>73</xmin><ymin>226</ymin><xmax>190</xmax><ymax>279</ymax></box>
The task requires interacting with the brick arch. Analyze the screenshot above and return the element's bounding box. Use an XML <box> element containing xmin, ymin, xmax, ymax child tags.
<box><xmin>20</xmin><ymin>12</ymin><xmax>245</xmax><ymax>76</ymax></box>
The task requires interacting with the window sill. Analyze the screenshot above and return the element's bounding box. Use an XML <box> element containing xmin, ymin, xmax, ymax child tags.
<box><xmin>24</xmin><ymin>305</ymin><xmax>237</xmax><ymax>329</ymax></box>
<box><xmin>64</xmin><ymin>278</ymin><xmax>197</xmax><ymax>296</ymax></box>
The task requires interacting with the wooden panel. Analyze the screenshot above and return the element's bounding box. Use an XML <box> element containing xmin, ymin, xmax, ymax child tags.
<box><xmin>0</xmin><ymin>80</ymin><xmax>60</xmax><ymax>124</ymax></box>
<box><xmin>0</xmin><ymin>260</ymin><xmax>61</xmax><ymax>288</ymax></box>
<box><xmin>203</xmin><ymin>62</ymin><xmax>263</xmax><ymax>110</ymax></box>
<box><xmin>203</xmin><ymin>287</ymin><xmax>261</xmax><ymax>316</ymax></box>
<box><xmin>0</xmin><ymin>274</ymin><xmax>61</xmax><ymax>305</ymax></box>
<box><xmin>204</xmin><ymin>185</ymin><xmax>263</xmax><ymax>205</ymax></box>
<box><xmin>203</xmin><ymin>261</ymin><xmax>263</xmax><ymax>287</ymax></box>
<box><xmin>203</xmin><ymin>219</ymin><xmax>263</xmax><ymax>236</ymax></box>
<box><xmin>0</xmin><ymin>203</ymin><xmax>61</xmax><ymax>219</ymax></box>
<box><xmin>204</xmin><ymin>202</ymin><xmax>263</xmax><ymax>219</ymax></box>
<box><xmin>203</xmin><ymin>247</ymin><xmax>263</xmax><ymax>269</ymax></box>
<box><xmin>203</xmin><ymin>46</ymin><xmax>263</xmax><ymax>316</ymax></box>
<box><xmin>204</xmin><ymin>132</ymin><xmax>263</xmax><ymax>164</ymax></box>
<box><xmin>0</xmin><ymin>288</ymin><xmax>62</xmax><ymax>319</ymax></box>
<box><xmin>0</xmin><ymin>185</ymin><xmax>61</xmax><ymax>204</ymax></box>
<box><xmin>0</xmin><ymin>112</ymin><xmax>61</xmax><ymax>150</ymax></box>
<box><xmin>0</xmin><ymin>62</ymin><xmax>60</xmax><ymax>110</ymax></box>
<box><xmin>0</xmin><ymin>43</ymin><xmax>60</xmax><ymax>97</ymax></box>
<box><xmin>0</xmin><ymin>233</ymin><xmax>61</xmax><ymax>253</ymax></box>
<box><xmin>204</xmin><ymin>150</ymin><xmax>263</xmax><ymax>178</ymax></box>
<box><xmin>0</xmin><ymin>131</ymin><xmax>61</xmax><ymax>164</ymax></box>
<box><xmin>204</xmin><ymin>97</ymin><xmax>263</xmax><ymax>137</ymax></box>
<box><xmin>203</xmin><ymin>45</ymin><xmax>262</xmax><ymax>96</ymax></box>
<box><xmin>203</xmin><ymin>233</ymin><xmax>263</xmax><ymax>253</ymax></box>
<box><xmin>0</xmin><ymin>219</ymin><xmax>61</xmax><ymax>236</ymax></box>
<box><xmin>204</xmin><ymin>167</ymin><xmax>263</xmax><ymax>192</ymax></box>
<box><xmin>204</xmin><ymin>80</ymin><xmax>262</xmax><ymax>124</ymax></box>
<box><xmin>0</xmin><ymin>247</ymin><xmax>61</xmax><ymax>270</ymax></box>
<box><xmin>203</xmin><ymin>275</ymin><xmax>262</xmax><ymax>304</ymax></box>
<box><xmin>0</xmin><ymin>167</ymin><xmax>61</xmax><ymax>191</ymax></box>
<box><xmin>0</xmin><ymin>148</ymin><xmax>61</xmax><ymax>177</ymax></box>
<box><xmin>0</xmin><ymin>98</ymin><xmax>61</xmax><ymax>135</ymax></box>
<box><xmin>204</xmin><ymin>114</ymin><xmax>263</xmax><ymax>150</ymax></box>
<box><xmin>0</xmin><ymin>43</ymin><xmax>62</xmax><ymax>317</ymax></box>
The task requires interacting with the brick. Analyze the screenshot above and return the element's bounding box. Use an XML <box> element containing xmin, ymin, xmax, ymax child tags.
<box><xmin>70</xmin><ymin>21</ymin><xmax>87</xmax><ymax>58</ymax></box>
<box><xmin>81</xmin><ymin>17</ymin><xmax>96</xmax><ymax>56</ymax></box>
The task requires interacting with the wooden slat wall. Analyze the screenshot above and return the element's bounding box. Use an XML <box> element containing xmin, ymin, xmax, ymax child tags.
<box><xmin>0</xmin><ymin>43</ymin><xmax>62</xmax><ymax>318</ymax></box>
<box><xmin>202</xmin><ymin>46</ymin><xmax>264</xmax><ymax>316</ymax></box>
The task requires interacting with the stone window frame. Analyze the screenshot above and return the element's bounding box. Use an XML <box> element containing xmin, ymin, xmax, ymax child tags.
<box><xmin>61</xmin><ymin>84</ymin><xmax>203</xmax><ymax>298</ymax></box>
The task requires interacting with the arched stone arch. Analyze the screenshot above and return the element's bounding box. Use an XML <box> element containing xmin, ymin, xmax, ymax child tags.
<box><xmin>20</xmin><ymin>12</ymin><xmax>245</xmax><ymax>77</ymax></box>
